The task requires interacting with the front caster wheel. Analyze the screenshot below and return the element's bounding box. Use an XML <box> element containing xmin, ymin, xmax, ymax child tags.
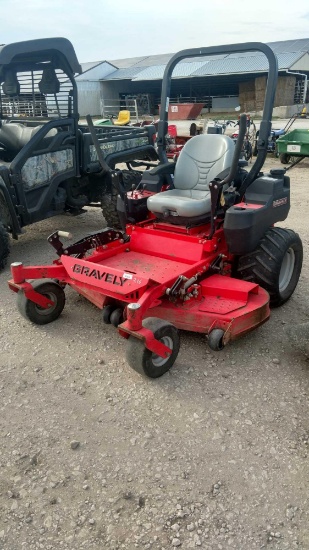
<box><xmin>208</xmin><ymin>329</ymin><xmax>225</xmax><ymax>351</ymax></box>
<box><xmin>110</xmin><ymin>307</ymin><xmax>123</xmax><ymax>327</ymax></box>
<box><xmin>102</xmin><ymin>305</ymin><xmax>115</xmax><ymax>324</ymax></box>
<box><xmin>17</xmin><ymin>280</ymin><xmax>65</xmax><ymax>325</ymax></box>
<box><xmin>126</xmin><ymin>317</ymin><xmax>180</xmax><ymax>378</ymax></box>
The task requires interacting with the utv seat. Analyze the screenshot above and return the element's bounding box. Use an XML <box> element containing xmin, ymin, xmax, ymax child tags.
<box><xmin>113</xmin><ymin>110</ymin><xmax>130</xmax><ymax>126</ymax></box>
<box><xmin>0</xmin><ymin>123</ymin><xmax>57</xmax><ymax>157</ymax></box>
<box><xmin>147</xmin><ymin>134</ymin><xmax>235</xmax><ymax>223</ymax></box>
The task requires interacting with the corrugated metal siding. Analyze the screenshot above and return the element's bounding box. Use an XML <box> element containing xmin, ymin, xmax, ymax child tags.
<box><xmin>104</xmin><ymin>51</ymin><xmax>305</xmax><ymax>82</ymax></box>
<box><xmin>100</xmin><ymin>38</ymin><xmax>309</xmax><ymax>82</ymax></box>
<box><xmin>108</xmin><ymin>53</ymin><xmax>174</xmax><ymax>69</ymax></box>
<box><xmin>192</xmin><ymin>52</ymin><xmax>303</xmax><ymax>76</ymax></box>
<box><xmin>104</xmin><ymin>66</ymin><xmax>146</xmax><ymax>80</ymax></box>
<box><xmin>267</xmin><ymin>38</ymin><xmax>309</xmax><ymax>53</ymax></box>
<box><xmin>131</xmin><ymin>61</ymin><xmax>206</xmax><ymax>81</ymax></box>
<box><xmin>76</xmin><ymin>62</ymin><xmax>116</xmax><ymax>81</ymax></box>
<box><xmin>77</xmin><ymin>81</ymin><xmax>102</xmax><ymax>116</ymax></box>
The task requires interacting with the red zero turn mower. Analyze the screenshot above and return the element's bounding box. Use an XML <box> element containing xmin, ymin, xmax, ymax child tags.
<box><xmin>8</xmin><ymin>42</ymin><xmax>303</xmax><ymax>378</ymax></box>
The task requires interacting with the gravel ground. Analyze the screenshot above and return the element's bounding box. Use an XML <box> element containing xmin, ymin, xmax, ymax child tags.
<box><xmin>0</xmin><ymin>152</ymin><xmax>309</xmax><ymax>550</ymax></box>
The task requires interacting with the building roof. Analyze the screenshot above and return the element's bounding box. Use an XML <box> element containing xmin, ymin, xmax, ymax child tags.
<box><xmin>99</xmin><ymin>38</ymin><xmax>309</xmax><ymax>82</ymax></box>
<box><xmin>80</xmin><ymin>61</ymin><xmax>104</xmax><ymax>73</ymax></box>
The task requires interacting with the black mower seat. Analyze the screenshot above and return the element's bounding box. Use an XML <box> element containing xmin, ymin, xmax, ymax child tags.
<box><xmin>147</xmin><ymin>134</ymin><xmax>234</xmax><ymax>219</ymax></box>
<box><xmin>0</xmin><ymin>123</ymin><xmax>57</xmax><ymax>154</ymax></box>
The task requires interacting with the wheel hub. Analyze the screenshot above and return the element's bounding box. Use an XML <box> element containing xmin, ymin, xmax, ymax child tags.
<box><xmin>279</xmin><ymin>247</ymin><xmax>295</xmax><ymax>292</ymax></box>
<box><xmin>34</xmin><ymin>292</ymin><xmax>57</xmax><ymax>315</ymax></box>
<box><xmin>152</xmin><ymin>336</ymin><xmax>173</xmax><ymax>367</ymax></box>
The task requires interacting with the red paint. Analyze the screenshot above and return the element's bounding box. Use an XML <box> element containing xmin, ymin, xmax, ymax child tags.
<box><xmin>159</xmin><ymin>103</ymin><xmax>204</xmax><ymax>120</ymax></box>
<box><xmin>8</xmin><ymin>217</ymin><xmax>270</xmax><ymax>359</ymax></box>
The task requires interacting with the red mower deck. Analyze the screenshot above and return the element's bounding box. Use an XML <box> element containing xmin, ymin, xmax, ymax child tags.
<box><xmin>9</xmin><ymin>222</ymin><xmax>270</xmax><ymax>375</ymax></box>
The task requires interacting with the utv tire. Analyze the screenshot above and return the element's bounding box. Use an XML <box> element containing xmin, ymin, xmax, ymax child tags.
<box><xmin>237</xmin><ymin>228</ymin><xmax>303</xmax><ymax>307</ymax></box>
<box><xmin>280</xmin><ymin>153</ymin><xmax>290</xmax><ymax>164</ymax></box>
<box><xmin>101</xmin><ymin>170</ymin><xmax>142</xmax><ymax>229</ymax></box>
<box><xmin>0</xmin><ymin>222</ymin><xmax>10</xmax><ymax>270</ymax></box>
<box><xmin>126</xmin><ymin>317</ymin><xmax>180</xmax><ymax>378</ymax></box>
<box><xmin>17</xmin><ymin>280</ymin><xmax>65</xmax><ymax>325</ymax></box>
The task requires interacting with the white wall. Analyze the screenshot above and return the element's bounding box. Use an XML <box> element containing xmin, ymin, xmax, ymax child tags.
<box><xmin>76</xmin><ymin>62</ymin><xmax>117</xmax><ymax>116</ymax></box>
<box><xmin>290</xmin><ymin>53</ymin><xmax>309</xmax><ymax>72</ymax></box>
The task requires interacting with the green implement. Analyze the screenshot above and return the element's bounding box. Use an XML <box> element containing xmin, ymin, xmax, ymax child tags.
<box><xmin>277</xmin><ymin>128</ymin><xmax>309</xmax><ymax>157</ymax></box>
<box><xmin>277</xmin><ymin>128</ymin><xmax>309</xmax><ymax>166</ymax></box>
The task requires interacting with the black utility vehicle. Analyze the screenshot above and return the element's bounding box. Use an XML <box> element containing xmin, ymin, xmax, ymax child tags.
<box><xmin>0</xmin><ymin>38</ymin><xmax>157</xmax><ymax>268</ymax></box>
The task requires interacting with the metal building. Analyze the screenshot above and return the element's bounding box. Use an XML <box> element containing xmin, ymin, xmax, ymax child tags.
<box><xmin>76</xmin><ymin>39</ymin><xmax>309</xmax><ymax>118</ymax></box>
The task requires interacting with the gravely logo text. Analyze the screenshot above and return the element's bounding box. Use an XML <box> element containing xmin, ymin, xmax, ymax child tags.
<box><xmin>73</xmin><ymin>264</ymin><xmax>127</xmax><ymax>286</ymax></box>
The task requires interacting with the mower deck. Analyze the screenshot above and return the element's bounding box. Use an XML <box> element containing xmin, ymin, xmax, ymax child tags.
<box><xmin>9</xmin><ymin>222</ymin><xmax>270</xmax><ymax>352</ymax></box>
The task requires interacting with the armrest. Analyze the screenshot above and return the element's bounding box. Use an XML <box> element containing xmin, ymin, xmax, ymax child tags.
<box><xmin>148</xmin><ymin>162</ymin><xmax>175</xmax><ymax>176</ymax></box>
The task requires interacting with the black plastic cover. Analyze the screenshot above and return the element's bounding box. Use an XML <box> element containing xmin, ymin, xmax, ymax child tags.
<box><xmin>0</xmin><ymin>38</ymin><xmax>82</xmax><ymax>75</ymax></box>
<box><xmin>224</xmin><ymin>172</ymin><xmax>290</xmax><ymax>255</ymax></box>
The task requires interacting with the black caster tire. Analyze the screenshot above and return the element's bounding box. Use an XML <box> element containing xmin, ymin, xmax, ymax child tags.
<box><xmin>237</xmin><ymin>227</ymin><xmax>303</xmax><ymax>307</ymax></box>
<box><xmin>208</xmin><ymin>329</ymin><xmax>225</xmax><ymax>351</ymax></box>
<box><xmin>17</xmin><ymin>280</ymin><xmax>65</xmax><ymax>325</ymax></box>
<box><xmin>102</xmin><ymin>305</ymin><xmax>114</xmax><ymax>324</ymax></box>
<box><xmin>110</xmin><ymin>307</ymin><xmax>123</xmax><ymax>327</ymax></box>
<box><xmin>126</xmin><ymin>317</ymin><xmax>180</xmax><ymax>378</ymax></box>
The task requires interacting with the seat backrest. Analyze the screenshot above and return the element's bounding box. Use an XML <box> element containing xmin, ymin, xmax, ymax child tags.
<box><xmin>2</xmin><ymin>70</ymin><xmax>20</xmax><ymax>96</ymax></box>
<box><xmin>0</xmin><ymin>123</ymin><xmax>57</xmax><ymax>155</ymax></box>
<box><xmin>174</xmin><ymin>134</ymin><xmax>235</xmax><ymax>191</ymax></box>
<box><xmin>39</xmin><ymin>67</ymin><xmax>60</xmax><ymax>95</ymax></box>
<box><xmin>116</xmin><ymin>110</ymin><xmax>130</xmax><ymax>124</ymax></box>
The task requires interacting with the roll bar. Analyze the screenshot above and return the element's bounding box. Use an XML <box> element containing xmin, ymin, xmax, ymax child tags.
<box><xmin>223</xmin><ymin>113</ymin><xmax>247</xmax><ymax>185</ymax></box>
<box><xmin>157</xmin><ymin>42</ymin><xmax>278</xmax><ymax>191</ymax></box>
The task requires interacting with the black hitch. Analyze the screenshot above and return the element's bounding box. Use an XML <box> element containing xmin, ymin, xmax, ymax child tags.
<box><xmin>48</xmin><ymin>228</ymin><xmax>129</xmax><ymax>259</ymax></box>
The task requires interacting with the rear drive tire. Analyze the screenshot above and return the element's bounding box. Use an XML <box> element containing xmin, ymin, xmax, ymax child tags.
<box><xmin>17</xmin><ymin>280</ymin><xmax>65</xmax><ymax>324</ymax></box>
<box><xmin>0</xmin><ymin>222</ymin><xmax>10</xmax><ymax>270</ymax></box>
<box><xmin>237</xmin><ymin>228</ymin><xmax>303</xmax><ymax>307</ymax></box>
<box><xmin>126</xmin><ymin>317</ymin><xmax>180</xmax><ymax>378</ymax></box>
<box><xmin>101</xmin><ymin>170</ymin><xmax>142</xmax><ymax>229</ymax></box>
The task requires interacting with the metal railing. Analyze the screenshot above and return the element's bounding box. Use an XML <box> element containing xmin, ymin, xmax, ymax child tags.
<box><xmin>101</xmin><ymin>99</ymin><xmax>139</xmax><ymax>121</ymax></box>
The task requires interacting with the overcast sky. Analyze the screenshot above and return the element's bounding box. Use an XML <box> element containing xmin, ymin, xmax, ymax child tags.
<box><xmin>1</xmin><ymin>0</ymin><xmax>309</xmax><ymax>63</ymax></box>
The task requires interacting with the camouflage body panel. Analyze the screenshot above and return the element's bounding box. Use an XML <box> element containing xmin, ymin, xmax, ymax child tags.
<box><xmin>90</xmin><ymin>136</ymin><xmax>149</xmax><ymax>162</ymax></box>
<box><xmin>21</xmin><ymin>149</ymin><xmax>73</xmax><ymax>189</ymax></box>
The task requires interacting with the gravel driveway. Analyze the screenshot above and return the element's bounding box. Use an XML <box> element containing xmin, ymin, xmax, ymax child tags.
<box><xmin>0</xmin><ymin>154</ymin><xmax>309</xmax><ymax>550</ymax></box>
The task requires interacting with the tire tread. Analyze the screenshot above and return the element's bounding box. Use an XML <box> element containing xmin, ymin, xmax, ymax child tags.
<box><xmin>237</xmin><ymin>227</ymin><xmax>303</xmax><ymax>307</ymax></box>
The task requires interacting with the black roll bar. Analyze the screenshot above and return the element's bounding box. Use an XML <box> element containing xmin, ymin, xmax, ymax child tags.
<box><xmin>157</xmin><ymin>42</ymin><xmax>278</xmax><ymax>191</ymax></box>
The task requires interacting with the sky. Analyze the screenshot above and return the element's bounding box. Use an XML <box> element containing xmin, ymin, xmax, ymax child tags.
<box><xmin>1</xmin><ymin>0</ymin><xmax>309</xmax><ymax>63</ymax></box>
